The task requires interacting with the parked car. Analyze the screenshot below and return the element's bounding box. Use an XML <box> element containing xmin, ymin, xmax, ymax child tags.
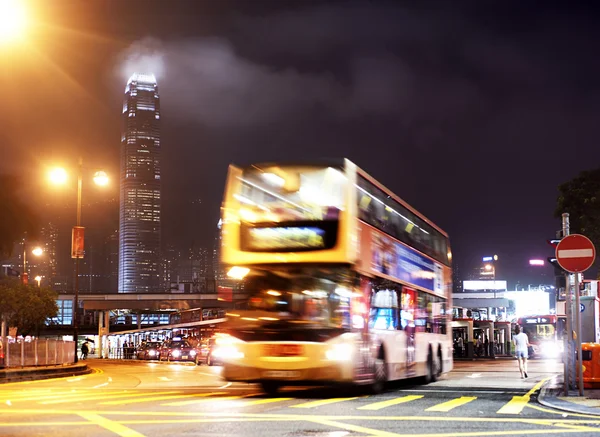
<box><xmin>136</xmin><ymin>342</ymin><xmax>162</xmax><ymax>360</ymax></box>
<box><xmin>158</xmin><ymin>338</ymin><xmax>198</xmax><ymax>362</ymax></box>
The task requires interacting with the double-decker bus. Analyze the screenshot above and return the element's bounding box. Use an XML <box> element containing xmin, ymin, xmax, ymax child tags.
<box><xmin>516</xmin><ymin>315</ymin><xmax>563</xmax><ymax>358</ymax></box>
<box><xmin>216</xmin><ymin>159</ymin><xmax>453</xmax><ymax>393</ymax></box>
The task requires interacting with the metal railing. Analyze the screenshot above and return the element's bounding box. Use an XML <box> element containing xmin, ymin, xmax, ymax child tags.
<box><xmin>0</xmin><ymin>339</ymin><xmax>75</xmax><ymax>368</ymax></box>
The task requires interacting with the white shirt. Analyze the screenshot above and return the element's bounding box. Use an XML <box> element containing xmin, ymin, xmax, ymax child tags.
<box><xmin>514</xmin><ymin>332</ymin><xmax>529</xmax><ymax>352</ymax></box>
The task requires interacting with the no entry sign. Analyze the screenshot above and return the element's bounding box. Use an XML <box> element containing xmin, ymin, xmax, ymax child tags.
<box><xmin>555</xmin><ymin>234</ymin><xmax>596</xmax><ymax>273</ymax></box>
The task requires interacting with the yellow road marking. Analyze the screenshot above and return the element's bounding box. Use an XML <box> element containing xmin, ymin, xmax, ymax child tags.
<box><xmin>425</xmin><ymin>396</ymin><xmax>477</xmax><ymax>412</ymax></box>
<box><xmin>162</xmin><ymin>395</ymin><xmax>240</xmax><ymax>407</ymax></box>
<box><xmin>357</xmin><ymin>395</ymin><xmax>424</xmax><ymax>411</ymax></box>
<box><xmin>497</xmin><ymin>377</ymin><xmax>551</xmax><ymax>415</ymax></box>
<box><xmin>526</xmin><ymin>403</ymin><xmax>600</xmax><ymax>418</ymax></box>
<box><xmin>6</xmin><ymin>408</ymin><xmax>600</xmax><ymax>425</ymax></box>
<box><xmin>100</xmin><ymin>392</ymin><xmax>223</xmax><ymax>406</ymax></box>
<box><xmin>551</xmin><ymin>422</ymin><xmax>600</xmax><ymax>432</ymax></box>
<box><xmin>241</xmin><ymin>397</ymin><xmax>293</xmax><ymax>406</ymax></box>
<box><xmin>310</xmin><ymin>418</ymin><xmax>403</xmax><ymax>437</ymax></box>
<box><xmin>496</xmin><ymin>395</ymin><xmax>531</xmax><ymax>415</ymax></box>
<box><xmin>291</xmin><ymin>397</ymin><xmax>358</xmax><ymax>408</ymax></box>
<box><xmin>42</xmin><ymin>391</ymin><xmax>181</xmax><ymax>405</ymax></box>
<box><xmin>78</xmin><ymin>412</ymin><xmax>145</xmax><ymax>437</ymax></box>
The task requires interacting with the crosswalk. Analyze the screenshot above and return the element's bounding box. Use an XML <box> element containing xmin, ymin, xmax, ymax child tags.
<box><xmin>0</xmin><ymin>389</ymin><xmax>534</xmax><ymax>414</ymax></box>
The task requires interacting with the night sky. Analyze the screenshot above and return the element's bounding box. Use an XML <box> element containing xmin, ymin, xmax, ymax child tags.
<box><xmin>2</xmin><ymin>0</ymin><xmax>599</xmax><ymax>286</ymax></box>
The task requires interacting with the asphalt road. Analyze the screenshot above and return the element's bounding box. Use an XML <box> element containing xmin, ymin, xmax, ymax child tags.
<box><xmin>1</xmin><ymin>358</ymin><xmax>599</xmax><ymax>437</ymax></box>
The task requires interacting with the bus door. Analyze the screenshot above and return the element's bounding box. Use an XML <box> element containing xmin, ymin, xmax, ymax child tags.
<box><xmin>401</xmin><ymin>287</ymin><xmax>416</xmax><ymax>377</ymax></box>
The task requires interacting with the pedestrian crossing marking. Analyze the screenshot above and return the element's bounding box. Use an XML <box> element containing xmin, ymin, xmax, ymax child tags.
<box><xmin>424</xmin><ymin>396</ymin><xmax>477</xmax><ymax>412</ymax></box>
<box><xmin>357</xmin><ymin>395</ymin><xmax>424</xmax><ymax>410</ymax></box>
<box><xmin>41</xmin><ymin>391</ymin><xmax>181</xmax><ymax>405</ymax></box>
<box><xmin>241</xmin><ymin>398</ymin><xmax>293</xmax><ymax>407</ymax></box>
<box><xmin>497</xmin><ymin>377</ymin><xmax>549</xmax><ymax>415</ymax></box>
<box><xmin>291</xmin><ymin>397</ymin><xmax>358</xmax><ymax>409</ymax></box>
<box><xmin>496</xmin><ymin>395</ymin><xmax>529</xmax><ymax>414</ymax></box>
<box><xmin>100</xmin><ymin>392</ymin><xmax>225</xmax><ymax>406</ymax></box>
<box><xmin>162</xmin><ymin>395</ymin><xmax>241</xmax><ymax>407</ymax></box>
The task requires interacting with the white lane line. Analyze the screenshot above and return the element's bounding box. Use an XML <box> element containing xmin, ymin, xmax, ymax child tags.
<box><xmin>219</xmin><ymin>382</ymin><xmax>232</xmax><ymax>389</ymax></box>
<box><xmin>93</xmin><ymin>383</ymin><xmax>109</xmax><ymax>389</ymax></box>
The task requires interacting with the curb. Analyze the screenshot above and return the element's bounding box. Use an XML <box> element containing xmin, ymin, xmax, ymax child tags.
<box><xmin>0</xmin><ymin>364</ymin><xmax>92</xmax><ymax>384</ymax></box>
<box><xmin>538</xmin><ymin>376</ymin><xmax>600</xmax><ymax>416</ymax></box>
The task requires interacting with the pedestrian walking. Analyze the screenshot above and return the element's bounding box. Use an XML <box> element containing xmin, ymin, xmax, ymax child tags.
<box><xmin>513</xmin><ymin>325</ymin><xmax>530</xmax><ymax>378</ymax></box>
<box><xmin>457</xmin><ymin>336</ymin><xmax>464</xmax><ymax>358</ymax></box>
<box><xmin>81</xmin><ymin>342</ymin><xmax>89</xmax><ymax>360</ymax></box>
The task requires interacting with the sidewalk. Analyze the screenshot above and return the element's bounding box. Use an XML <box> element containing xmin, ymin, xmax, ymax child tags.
<box><xmin>539</xmin><ymin>377</ymin><xmax>600</xmax><ymax>416</ymax></box>
<box><xmin>0</xmin><ymin>362</ymin><xmax>91</xmax><ymax>384</ymax></box>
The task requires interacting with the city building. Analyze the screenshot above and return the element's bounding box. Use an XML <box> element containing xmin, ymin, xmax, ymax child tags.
<box><xmin>118</xmin><ymin>73</ymin><xmax>162</xmax><ymax>293</ymax></box>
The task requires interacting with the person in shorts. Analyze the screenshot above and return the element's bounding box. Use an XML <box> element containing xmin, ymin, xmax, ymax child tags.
<box><xmin>513</xmin><ymin>325</ymin><xmax>530</xmax><ymax>379</ymax></box>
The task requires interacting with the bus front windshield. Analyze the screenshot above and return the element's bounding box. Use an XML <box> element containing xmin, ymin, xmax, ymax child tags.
<box><xmin>234</xmin><ymin>268</ymin><xmax>356</xmax><ymax>329</ymax></box>
<box><xmin>238</xmin><ymin>166</ymin><xmax>347</xmax><ymax>223</ymax></box>
<box><xmin>523</xmin><ymin>324</ymin><xmax>555</xmax><ymax>343</ymax></box>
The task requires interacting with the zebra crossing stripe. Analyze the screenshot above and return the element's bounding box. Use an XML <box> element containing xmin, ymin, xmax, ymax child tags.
<box><xmin>291</xmin><ymin>397</ymin><xmax>358</xmax><ymax>408</ymax></box>
<box><xmin>425</xmin><ymin>396</ymin><xmax>477</xmax><ymax>412</ymax></box>
<box><xmin>357</xmin><ymin>395</ymin><xmax>424</xmax><ymax>410</ymax></box>
<box><xmin>242</xmin><ymin>397</ymin><xmax>293</xmax><ymax>406</ymax></box>
<box><xmin>41</xmin><ymin>391</ymin><xmax>181</xmax><ymax>405</ymax></box>
<box><xmin>100</xmin><ymin>392</ymin><xmax>225</xmax><ymax>406</ymax></box>
<box><xmin>162</xmin><ymin>395</ymin><xmax>241</xmax><ymax>407</ymax></box>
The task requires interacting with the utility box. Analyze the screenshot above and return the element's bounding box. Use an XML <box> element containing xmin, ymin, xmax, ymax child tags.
<box><xmin>579</xmin><ymin>343</ymin><xmax>600</xmax><ymax>388</ymax></box>
<box><xmin>580</xmin><ymin>296</ymin><xmax>600</xmax><ymax>344</ymax></box>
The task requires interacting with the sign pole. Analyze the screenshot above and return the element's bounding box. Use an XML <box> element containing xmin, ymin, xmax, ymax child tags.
<box><xmin>574</xmin><ymin>272</ymin><xmax>584</xmax><ymax>396</ymax></box>
<box><xmin>561</xmin><ymin>213</ymin><xmax>571</xmax><ymax>395</ymax></box>
<box><xmin>555</xmin><ymin>223</ymin><xmax>596</xmax><ymax>397</ymax></box>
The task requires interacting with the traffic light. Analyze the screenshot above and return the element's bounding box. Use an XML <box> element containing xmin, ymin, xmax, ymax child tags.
<box><xmin>547</xmin><ymin>257</ymin><xmax>567</xmax><ymax>275</ymax></box>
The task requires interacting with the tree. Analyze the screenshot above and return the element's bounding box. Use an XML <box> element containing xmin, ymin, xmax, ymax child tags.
<box><xmin>0</xmin><ymin>277</ymin><xmax>58</xmax><ymax>336</ymax></box>
<box><xmin>0</xmin><ymin>175</ymin><xmax>39</xmax><ymax>258</ymax></box>
<box><xmin>555</xmin><ymin>168</ymin><xmax>600</xmax><ymax>273</ymax></box>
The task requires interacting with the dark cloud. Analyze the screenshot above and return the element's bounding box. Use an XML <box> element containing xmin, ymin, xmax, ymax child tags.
<box><xmin>3</xmin><ymin>0</ymin><xmax>600</xmax><ymax>286</ymax></box>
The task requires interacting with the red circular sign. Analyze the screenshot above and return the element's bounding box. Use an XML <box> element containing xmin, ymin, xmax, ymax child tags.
<box><xmin>555</xmin><ymin>234</ymin><xmax>596</xmax><ymax>273</ymax></box>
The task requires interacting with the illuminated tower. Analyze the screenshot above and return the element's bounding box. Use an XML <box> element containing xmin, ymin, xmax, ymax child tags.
<box><xmin>118</xmin><ymin>73</ymin><xmax>161</xmax><ymax>293</ymax></box>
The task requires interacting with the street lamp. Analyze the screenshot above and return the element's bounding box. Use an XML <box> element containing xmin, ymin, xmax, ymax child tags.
<box><xmin>48</xmin><ymin>158</ymin><xmax>109</xmax><ymax>363</ymax></box>
<box><xmin>34</xmin><ymin>275</ymin><xmax>42</xmax><ymax>287</ymax></box>
<box><xmin>0</xmin><ymin>0</ymin><xmax>28</xmax><ymax>44</ymax></box>
<box><xmin>22</xmin><ymin>243</ymin><xmax>43</xmax><ymax>284</ymax></box>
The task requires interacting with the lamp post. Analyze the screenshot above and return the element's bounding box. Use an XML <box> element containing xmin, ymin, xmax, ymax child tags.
<box><xmin>48</xmin><ymin>158</ymin><xmax>108</xmax><ymax>363</ymax></box>
<box><xmin>22</xmin><ymin>243</ymin><xmax>43</xmax><ymax>285</ymax></box>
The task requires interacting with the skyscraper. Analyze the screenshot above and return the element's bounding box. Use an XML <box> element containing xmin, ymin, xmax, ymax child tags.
<box><xmin>118</xmin><ymin>73</ymin><xmax>161</xmax><ymax>293</ymax></box>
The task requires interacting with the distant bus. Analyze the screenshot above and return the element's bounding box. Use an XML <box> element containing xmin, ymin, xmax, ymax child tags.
<box><xmin>169</xmin><ymin>308</ymin><xmax>226</xmax><ymax>325</ymax></box>
<box><xmin>516</xmin><ymin>315</ymin><xmax>562</xmax><ymax>358</ymax></box>
<box><xmin>216</xmin><ymin>159</ymin><xmax>453</xmax><ymax>393</ymax></box>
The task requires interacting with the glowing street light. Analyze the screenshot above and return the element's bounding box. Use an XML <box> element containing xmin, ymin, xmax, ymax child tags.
<box><xmin>47</xmin><ymin>158</ymin><xmax>109</xmax><ymax>363</ymax></box>
<box><xmin>93</xmin><ymin>171</ymin><xmax>109</xmax><ymax>186</ymax></box>
<box><xmin>48</xmin><ymin>167</ymin><xmax>68</xmax><ymax>185</ymax></box>
<box><xmin>0</xmin><ymin>0</ymin><xmax>27</xmax><ymax>43</ymax></box>
<box><xmin>31</xmin><ymin>246</ymin><xmax>43</xmax><ymax>257</ymax></box>
<box><xmin>34</xmin><ymin>275</ymin><xmax>42</xmax><ymax>287</ymax></box>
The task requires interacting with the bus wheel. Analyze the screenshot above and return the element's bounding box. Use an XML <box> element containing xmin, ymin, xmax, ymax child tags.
<box><xmin>261</xmin><ymin>381</ymin><xmax>280</xmax><ymax>395</ymax></box>
<box><xmin>425</xmin><ymin>349</ymin><xmax>439</xmax><ymax>383</ymax></box>
<box><xmin>371</xmin><ymin>347</ymin><xmax>387</xmax><ymax>394</ymax></box>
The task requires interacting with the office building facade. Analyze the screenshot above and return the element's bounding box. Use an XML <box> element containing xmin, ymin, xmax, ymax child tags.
<box><xmin>118</xmin><ymin>73</ymin><xmax>161</xmax><ymax>293</ymax></box>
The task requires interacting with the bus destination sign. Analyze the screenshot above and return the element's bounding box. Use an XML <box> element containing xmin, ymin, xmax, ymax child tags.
<box><xmin>245</xmin><ymin>226</ymin><xmax>328</xmax><ymax>251</ymax></box>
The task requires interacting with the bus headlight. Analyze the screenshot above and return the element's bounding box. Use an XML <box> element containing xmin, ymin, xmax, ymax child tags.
<box><xmin>190</xmin><ymin>350</ymin><xmax>197</xmax><ymax>356</ymax></box>
<box><xmin>326</xmin><ymin>343</ymin><xmax>353</xmax><ymax>361</ymax></box>
<box><xmin>148</xmin><ymin>350</ymin><xmax>156</xmax><ymax>356</ymax></box>
<box><xmin>212</xmin><ymin>345</ymin><xmax>244</xmax><ymax>359</ymax></box>
<box><xmin>172</xmin><ymin>350</ymin><xmax>181</xmax><ymax>358</ymax></box>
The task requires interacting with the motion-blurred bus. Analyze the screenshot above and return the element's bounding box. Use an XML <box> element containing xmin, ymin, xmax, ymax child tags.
<box><xmin>516</xmin><ymin>315</ymin><xmax>564</xmax><ymax>358</ymax></box>
<box><xmin>216</xmin><ymin>159</ymin><xmax>453</xmax><ymax>393</ymax></box>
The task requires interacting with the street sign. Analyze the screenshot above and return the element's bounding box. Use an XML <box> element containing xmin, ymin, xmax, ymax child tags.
<box><xmin>580</xmin><ymin>303</ymin><xmax>585</xmax><ymax>313</ymax></box>
<box><xmin>555</xmin><ymin>234</ymin><xmax>596</xmax><ymax>273</ymax></box>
